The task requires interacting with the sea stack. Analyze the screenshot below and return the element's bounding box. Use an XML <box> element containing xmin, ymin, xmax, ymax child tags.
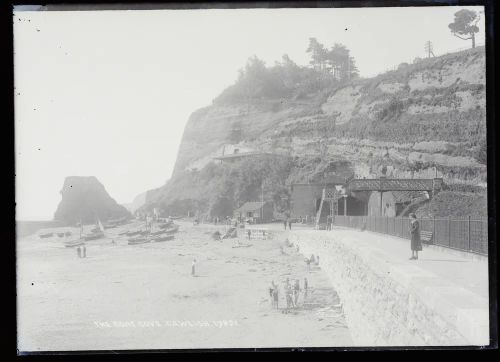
<box><xmin>54</xmin><ymin>176</ymin><xmax>131</xmax><ymax>225</ymax></box>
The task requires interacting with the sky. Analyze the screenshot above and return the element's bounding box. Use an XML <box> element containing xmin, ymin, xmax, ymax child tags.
<box><xmin>14</xmin><ymin>6</ymin><xmax>485</xmax><ymax>220</ymax></box>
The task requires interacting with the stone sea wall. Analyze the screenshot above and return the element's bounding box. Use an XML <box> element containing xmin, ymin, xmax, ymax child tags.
<box><xmin>288</xmin><ymin>230</ymin><xmax>487</xmax><ymax>346</ymax></box>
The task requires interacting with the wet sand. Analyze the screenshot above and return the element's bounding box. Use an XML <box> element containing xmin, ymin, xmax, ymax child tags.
<box><xmin>17</xmin><ymin>221</ymin><xmax>352</xmax><ymax>351</ymax></box>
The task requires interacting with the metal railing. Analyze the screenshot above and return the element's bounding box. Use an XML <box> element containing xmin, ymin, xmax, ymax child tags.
<box><xmin>333</xmin><ymin>215</ymin><xmax>488</xmax><ymax>255</ymax></box>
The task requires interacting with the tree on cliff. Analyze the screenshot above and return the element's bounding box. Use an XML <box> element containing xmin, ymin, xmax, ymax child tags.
<box><xmin>326</xmin><ymin>43</ymin><xmax>359</xmax><ymax>81</ymax></box>
<box><xmin>448</xmin><ymin>9</ymin><xmax>481</xmax><ymax>48</ymax></box>
<box><xmin>306</xmin><ymin>38</ymin><xmax>328</xmax><ymax>71</ymax></box>
<box><xmin>307</xmin><ymin>39</ymin><xmax>358</xmax><ymax>81</ymax></box>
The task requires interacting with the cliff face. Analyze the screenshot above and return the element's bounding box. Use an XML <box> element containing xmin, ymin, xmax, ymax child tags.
<box><xmin>54</xmin><ymin>176</ymin><xmax>131</xmax><ymax>225</ymax></box>
<box><xmin>123</xmin><ymin>191</ymin><xmax>147</xmax><ymax>214</ymax></box>
<box><xmin>174</xmin><ymin>47</ymin><xmax>485</xmax><ymax>183</ymax></box>
<box><xmin>150</xmin><ymin>47</ymin><xmax>486</xmax><ymax>214</ymax></box>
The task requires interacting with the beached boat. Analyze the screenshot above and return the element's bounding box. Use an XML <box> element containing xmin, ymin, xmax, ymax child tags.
<box><xmin>64</xmin><ymin>231</ymin><xmax>72</xmax><ymax>237</ymax></box>
<box><xmin>126</xmin><ymin>230</ymin><xmax>142</xmax><ymax>236</ymax></box>
<box><xmin>164</xmin><ymin>225</ymin><xmax>179</xmax><ymax>234</ymax></box>
<box><xmin>158</xmin><ymin>221</ymin><xmax>173</xmax><ymax>229</ymax></box>
<box><xmin>39</xmin><ymin>232</ymin><xmax>54</xmax><ymax>239</ymax></box>
<box><xmin>83</xmin><ymin>231</ymin><xmax>105</xmax><ymax>241</ymax></box>
<box><xmin>128</xmin><ymin>237</ymin><xmax>150</xmax><ymax>245</ymax></box>
<box><xmin>139</xmin><ymin>230</ymin><xmax>150</xmax><ymax>236</ymax></box>
<box><xmin>64</xmin><ymin>239</ymin><xmax>85</xmax><ymax>248</ymax></box>
<box><xmin>151</xmin><ymin>234</ymin><xmax>174</xmax><ymax>242</ymax></box>
<box><xmin>150</xmin><ymin>230</ymin><xmax>165</xmax><ymax>236</ymax></box>
<box><xmin>57</xmin><ymin>232</ymin><xmax>66</xmax><ymax>238</ymax></box>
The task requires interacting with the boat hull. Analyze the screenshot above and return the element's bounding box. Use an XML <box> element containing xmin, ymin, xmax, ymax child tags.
<box><xmin>128</xmin><ymin>237</ymin><xmax>150</xmax><ymax>245</ymax></box>
<box><xmin>83</xmin><ymin>232</ymin><xmax>105</xmax><ymax>241</ymax></box>
<box><xmin>64</xmin><ymin>240</ymin><xmax>85</xmax><ymax>248</ymax></box>
<box><xmin>152</xmin><ymin>235</ymin><xmax>174</xmax><ymax>242</ymax></box>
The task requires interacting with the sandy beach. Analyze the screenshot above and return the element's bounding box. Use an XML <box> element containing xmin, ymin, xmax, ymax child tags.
<box><xmin>17</xmin><ymin>221</ymin><xmax>352</xmax><ymax>351</ymax></box>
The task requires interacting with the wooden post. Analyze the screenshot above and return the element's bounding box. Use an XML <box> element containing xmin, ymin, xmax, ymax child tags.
<box><xmin>433</xmin><ymin>216</ymin><xmax>436</xmax><ymax>244</ymax></box>
<box><xmin>468</xmin><ymin>216</ymin><xmax>471</xmax><ymax>251</ymax></box>
<box><xmin>379</xmin><ymin>191</ymin><xmax>383</xmax><ymax>216</ymax></box>
<box><xmin>448</xmin><ymin>217</ymin><xmax>451</xmax><ymax>247</ymax></box>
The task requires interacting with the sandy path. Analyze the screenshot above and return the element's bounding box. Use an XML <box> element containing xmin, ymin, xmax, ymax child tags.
<box><xmin>17</xmin><ymin>221</ymin><xmax>352</xmax><ymax>351</ymax></box>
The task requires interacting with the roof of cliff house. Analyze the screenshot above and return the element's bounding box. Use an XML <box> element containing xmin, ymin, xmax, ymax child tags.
<box><xmin>391</xmin><ymin>190</ymin><xmax>429</xmax><ymax>203</ymax></box>
<box><xmin>292</xmin><ymin>174</ymin><xmax>354</xmax><ymax>187</ymax></box>
<box><xmin>234</xmin><ymin>201</ymin><xmax>269</xmax><ymax>213</ymax></box>
<box><xmin>348</xmin><ymin>177</ymin><xmax>443</xmax><ymax>192</ymax></box>
<box><xmin>213</xmin><ymin>151</ymin><xmax>285</xmax><ymax>161</ymax></box>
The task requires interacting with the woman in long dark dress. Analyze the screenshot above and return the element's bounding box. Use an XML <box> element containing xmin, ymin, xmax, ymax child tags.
<box><xmin>409</xmin><ymin>213</ymin><xmax>422</xmax><ymax>260</ymax></box>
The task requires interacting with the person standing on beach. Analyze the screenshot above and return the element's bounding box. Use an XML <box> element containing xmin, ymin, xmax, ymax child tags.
<box><xmin>191</xmin><ymin>258</ymin><xmax>197</xmax><ymax>276</ymax></box>
<box><xmin>288</xmin><ymin>219</ymin><xmax>292</xmax><ymax>230</ymax></box>
<box><xmin>284</xmin><ymin>278</ymin><xmax>291</xmax><ymax>313</ymax></box>
<box><xmin>273</xmin><ymin>283</ymin><xmax>279</xmax><ymax>309</ymax></box>
<box><xmin>294</xmin><ymin>279</ymin><xmax>300</xmax><ymax>307</ymax></box>
<box><xmin>304</xmin><ymin>277</ymin><xmax>309</xmax><ymax>300</ymax></box>
<box><xmin>283</xmin><ymin>219</ymin><xmax>287</xmax><ymax>230</ymax></box>
<box><xmin>409</xmin><ymin>213</ymin><xmax>422</xmax><ymax>260</ymax></box>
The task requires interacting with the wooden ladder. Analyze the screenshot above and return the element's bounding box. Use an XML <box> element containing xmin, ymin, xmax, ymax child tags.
<box><xmin>315</xmin><ymin>188</ymin><xmax>326</xmax><ymax>230</ymax></box>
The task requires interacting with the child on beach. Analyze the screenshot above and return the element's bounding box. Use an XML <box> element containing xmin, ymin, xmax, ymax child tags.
<box><xmin>191</xmin><ymin>258</ymin><xmax>197</xmax><ymax>276</ymax></box>
<box><xmin>293</xmin><ymin>279</ymin><xmax>300</xmax><ymax>307</ymax></box>
<box><xmin>273</xmin><ymin>283</ymin><xmax>279</xmax><ymax>309</ymax></box>
<box><xmin>283</xmin><ymin>278</ymin><xmax>292</xmax><ymax>313</ymax></box>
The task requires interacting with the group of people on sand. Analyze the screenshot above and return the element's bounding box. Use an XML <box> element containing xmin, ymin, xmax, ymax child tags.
<box><xmin>76</xmin><ymin>245</ymin><xmax>87</xmax><ymax>258</ymax></box>
<box><xmin>283</xmin><ymin>218</ymin><xmax>293</xmax><ymax>230</ymax></box>
<box><xmin>269</xmin><ymin>277</ymin><xmax>309</xmax><ymax>313</ymax></box>
<box><xmin>305</xmin><ymin>254</ymin><xmax>319</xmax><ymax>270</ymax></box>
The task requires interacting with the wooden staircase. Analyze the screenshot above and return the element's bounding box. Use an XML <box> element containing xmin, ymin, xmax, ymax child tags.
<box><xmin>315</xmin><ymin>189</ymin><xmax>326</xmax><ymax>229</ymax></box>
<box><xmin>315</xmin><ymin>187</ymin><xmax>343</xmax><ymax>230</ymax></box>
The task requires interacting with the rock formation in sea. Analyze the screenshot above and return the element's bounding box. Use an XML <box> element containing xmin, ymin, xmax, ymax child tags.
<box><xmin>53</xmin><ymin>176</ymin><xmax>131</xmax><ymax>225</ymax></box>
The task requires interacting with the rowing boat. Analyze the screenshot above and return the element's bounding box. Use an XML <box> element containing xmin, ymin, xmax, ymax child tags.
<box><xmin>164</xmin><ymin>225</ymin><xmax>179</xmax><ymax>234</ymax></box>
<box><xmin>64</xmin><ymin>239</ymin><xmax>85</xmax><ymax>248</ymax></box>
<box><xmin>128</xmin><ymin>237</ymin><xmax>150</xmax><ymax>245</ymax></box>
<box><xmin>151</xmin><ymin>234</ymin><xmax>174</xmax><ymax>242</ymax></box>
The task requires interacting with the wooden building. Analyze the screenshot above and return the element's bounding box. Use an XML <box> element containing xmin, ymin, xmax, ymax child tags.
<box><xmin>234</xmin><ymin>201</ymin><xmax>273</xmax><ymax>224</ymax></box>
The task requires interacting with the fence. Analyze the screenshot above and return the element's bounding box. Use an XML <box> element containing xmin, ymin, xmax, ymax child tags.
<box><xmin>333</xmin><ymin>215</ymin><xmax>488</xmax><ymax>255</ymax></box>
